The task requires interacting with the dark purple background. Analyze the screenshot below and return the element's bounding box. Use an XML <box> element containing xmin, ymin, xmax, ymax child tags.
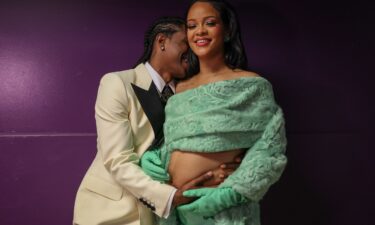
<box><xmin>0</xmin><ymin>0</ymin><xmax>374</xmax><ymax>224</ymax></box>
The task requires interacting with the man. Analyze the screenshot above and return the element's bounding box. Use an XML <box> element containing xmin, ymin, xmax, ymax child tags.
<box><xmin>73</xmin><ymin>17</ymin><xmax>233</xmax><ymax>225</ymax></box>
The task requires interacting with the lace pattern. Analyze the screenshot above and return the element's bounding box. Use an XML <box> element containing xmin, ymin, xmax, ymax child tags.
<box><xmin>156</xmin><ymin>77</ymin><xmax>287</xmax><ymax>225</ymax></box>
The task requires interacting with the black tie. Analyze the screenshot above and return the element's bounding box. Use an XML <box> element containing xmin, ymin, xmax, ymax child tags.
<box><xmin>161</xmin><ymin>85</ymin><xmax>174</xmax><ymax>104</ymax></box>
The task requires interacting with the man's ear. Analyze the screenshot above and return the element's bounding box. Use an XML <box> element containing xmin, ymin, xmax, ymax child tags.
<box><xmin>156</xmin><ymin>33</ymin><xmax>167</xmax><ymax>51</ymax></box>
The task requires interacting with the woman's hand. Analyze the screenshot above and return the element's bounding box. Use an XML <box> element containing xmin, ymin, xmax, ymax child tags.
<box><xmin>178</xmin><ymin>187</ymin><xmax>247</xmax><ymax>218</ymax></box>
<box><xmin>140</xmin><ymin>149</ymin><xmax>170</xmax><ymax>182</ymax></box>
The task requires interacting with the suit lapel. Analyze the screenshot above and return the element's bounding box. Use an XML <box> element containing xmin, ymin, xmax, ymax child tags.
<box><xmin>132</xmin><ymin>64</ymin><xmax>165</xmax><ymax>149</ymax></box>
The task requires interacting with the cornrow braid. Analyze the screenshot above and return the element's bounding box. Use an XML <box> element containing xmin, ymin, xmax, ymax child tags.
<box><xmin>134</xmin><ymin>16</ymin><xmax>185</xmax><ymax>67</ymax></box>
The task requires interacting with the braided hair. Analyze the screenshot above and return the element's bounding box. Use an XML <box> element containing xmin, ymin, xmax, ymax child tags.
<box><xmin>134</xmin><ymin>16</ymin><xmax>186</xmax><ymax>67</ymax></box>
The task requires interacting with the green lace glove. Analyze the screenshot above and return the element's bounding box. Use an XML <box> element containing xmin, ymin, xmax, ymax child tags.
<box><xmin>140</xmin><ymin>148</ymin><xmax>169</xmax><ymax>183</ymax></box>
<box><xmin>178</xmin><ymin>187</ymin><xmax>247</xmax><ymax>218</ymax></box>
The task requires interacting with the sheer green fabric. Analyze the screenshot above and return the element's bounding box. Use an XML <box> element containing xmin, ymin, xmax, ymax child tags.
<box><xmin>144</xmin><ymin>77</ymin><xmax>287</xmax><ymax>225</ymax></box>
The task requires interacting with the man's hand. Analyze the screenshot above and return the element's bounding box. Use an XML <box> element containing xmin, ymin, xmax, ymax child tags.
<box><xmin>172</xmin><ymin>171</ymin><xmax>213</xmax><ymax>207</ymax></box>
<box><xmin>201</xmin><ymin>157</ymin><xmax>242</xmax><ymax>187</ymax></box>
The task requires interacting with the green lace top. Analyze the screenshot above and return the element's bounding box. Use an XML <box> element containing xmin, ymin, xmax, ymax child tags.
<box><xmin>160</xmin><ymin>77</ymin><xmax>287</xmax><ymax>201</ymax></box>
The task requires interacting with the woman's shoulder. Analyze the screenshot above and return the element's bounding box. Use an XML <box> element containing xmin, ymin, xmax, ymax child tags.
<box><xmin>176</xmin><ymin>70</ymin><xmax>263</xmax><ymax>93</ymax></box>
<box><xmin>230</xmin><ymin>70</ymin><xmax>272</xmax><ymax>87</ymax></box>
<box><xmin>175</xmin><ymin>76</ymin><xmax>199</xmax><ymax>93</ymax></box>
<box><xmin>228</xmin><ymin>70</ymin><xmax>273</xmax><ymax>93</ymax></box>
<box><xmin>230</xmin><ymin>69</ymin><xmax>260</xmax><ymax>78</ymax></box>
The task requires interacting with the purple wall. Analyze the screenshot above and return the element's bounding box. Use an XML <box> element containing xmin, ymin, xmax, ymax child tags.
<box><xmin>0</xmin><ymin>0</ymin><xmax>373</xmax><ymax>224</ymax></box>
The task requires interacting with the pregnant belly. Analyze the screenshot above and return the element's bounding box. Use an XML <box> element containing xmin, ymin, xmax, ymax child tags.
<box><xmin>168</xmin><ymin>149</ymin><xmax>244</xmax><ymax>189</ymax></box>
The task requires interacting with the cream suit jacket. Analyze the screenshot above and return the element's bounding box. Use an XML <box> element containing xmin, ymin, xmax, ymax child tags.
<box><xmin>73</xmin><ymin>64</ymin><xmax>175</xmax><ymax>225</ymax></box>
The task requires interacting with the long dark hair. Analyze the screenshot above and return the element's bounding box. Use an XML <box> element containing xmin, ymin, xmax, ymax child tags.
<box><xmin>186</xmin><ymin>0</ymin><xmax>248</xmax><ymax>76</ymax></box>
<box><xmin>134</xmin><ymin>16</ymin><xmax>185</xmax><ymax>67</ymax></box>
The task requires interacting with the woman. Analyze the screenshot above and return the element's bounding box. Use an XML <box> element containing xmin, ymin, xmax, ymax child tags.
<box><xmin>142</xmin><ymin>1</ymin><xmax>287</xmax><ymax>224</ymax></box>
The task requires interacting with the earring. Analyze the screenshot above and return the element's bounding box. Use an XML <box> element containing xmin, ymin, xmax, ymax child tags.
<box><xmin>161</xmin><ymin>45</ymin><xmax>165</xmax><ymax>51</ymax></box>
<box><xmin>224</xmin><ymin>36</ymin><xmax>230</xmax><ymax>43</ymax></box>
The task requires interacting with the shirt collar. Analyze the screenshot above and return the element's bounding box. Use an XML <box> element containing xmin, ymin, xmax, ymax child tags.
<box><xmin>145</xmin><ymin>62</ymin><xmax>175</xmax><ymax>93</ymax></box>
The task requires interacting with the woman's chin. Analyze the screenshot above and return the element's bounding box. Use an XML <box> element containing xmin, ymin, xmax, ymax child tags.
<box><xmin>194</xmin><ymin>51</ymin><xmax>212</xmax><ymax>59</ymax></box>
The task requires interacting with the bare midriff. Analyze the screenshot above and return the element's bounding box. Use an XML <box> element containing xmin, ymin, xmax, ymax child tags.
<box><xmin>168</xmin><ymin>149</ymin><xmax>245</xmax><ymax>189</ymax></box>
